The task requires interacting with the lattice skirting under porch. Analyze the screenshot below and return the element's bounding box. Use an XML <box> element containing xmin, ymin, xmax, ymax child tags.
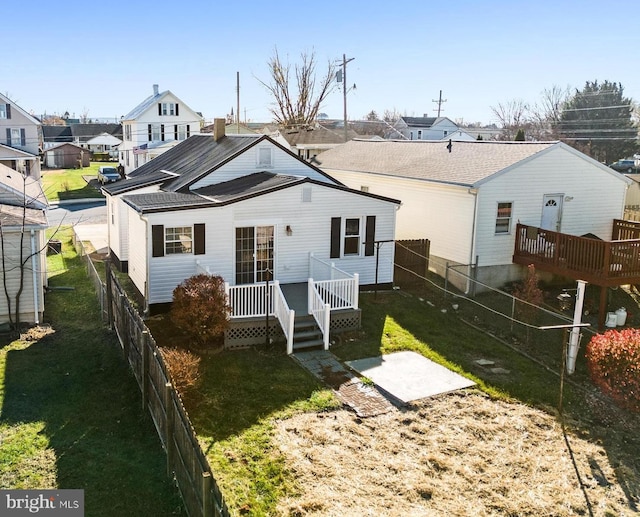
<box><xmin>224</xmin><ymin>308</ymin><xmax>362</xmax><ymax>350</ymax></box>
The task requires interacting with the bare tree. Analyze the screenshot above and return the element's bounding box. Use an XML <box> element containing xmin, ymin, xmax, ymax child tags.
<box><xmin>529</xmin><ymin>85</ymin><xmax>571</xmax><ymax>140</ymax></box>
<box><xmin>257</xmin><ymin>48</ymin><xmax>337</xmax><ymax>128</ymax></box>
<box><xmin>490</xmin><ymin>99</ymin><xmax>531</xmax><ymax>140</ymax></box>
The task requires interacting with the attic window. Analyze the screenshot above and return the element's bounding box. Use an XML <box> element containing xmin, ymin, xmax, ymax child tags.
<box><xmin>0</xmin><ymin>104</ymin><xmax>6</xmax><ymax>119</ymax></box>
<box><xmin>360</xmin><ymin>186</ymin><xmax>370</xmax><ymax>193</ymax></box>
<box><xmin>302</xmin><ymin>186</ymin><xmax>312</xmax><ymax>202</ymax></box>
<box><xmin>257</xmin><ymin>147</ymin><xmax>273</xmax><ymax>168</ymax></box>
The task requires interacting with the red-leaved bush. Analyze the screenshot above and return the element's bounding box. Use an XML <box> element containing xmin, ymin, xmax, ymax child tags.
<box><xmin>170</xmin><ymin>274</ymin><xmax>231</xmax><ymax>349</ymax></box>
<box><xmin>585</xmin><ymin>328</ymin><xmax>640</xmax><ymax>412</ymax></box>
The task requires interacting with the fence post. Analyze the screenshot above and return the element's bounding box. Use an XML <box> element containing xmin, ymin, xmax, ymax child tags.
<box><xmin>202</xmin><ymin>471</ymin><xmax>213</xmax><ymax>517</ymax></box>
<box><xmin>165</xmin><ymin>382</ymin><xmax>175</xmax><ymax>479</ymax></box>
<box><xmin>141</xmin><ymin>330</ymin><xmax>149</xmax><ymax>411</ymax></box>
<box><xmin>323</xmin><ymin>304</ymin><xmax>330</xmax><ymax>350</ymax></box>
<box><xmin>444</xmin><ymin>262</ymin><xmax>449</xmax><ymax>298</ymax></box>
<box><xmin>105</xmin><ymin>259</ymin><xmax>113</xmax><ymax>329</ymax></box>
<box><xmin>120</xmin><ymin>294</ymin><xmax>129</xmax><ymax>358</ymax></box>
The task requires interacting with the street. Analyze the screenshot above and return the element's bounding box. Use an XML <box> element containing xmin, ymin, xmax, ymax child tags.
<box><xmin>48</xmin><ymin>200</ymin><xmax>107</xmax><ymax>227</ymax></box>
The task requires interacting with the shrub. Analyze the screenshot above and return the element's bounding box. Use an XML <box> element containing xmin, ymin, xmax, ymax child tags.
<box><xmin>586</xmin><ymin>328</ymin><xmax>640</xmax><ymax>412</ymax></box>
<box><xmin>160</xmin><ymin>347</ymin><xmax>202</xmax><ymax>402</ymax></box>
<box><xmin>513</xmin><ymin>264</ymin><xmax>544</xmax><ymax>326</ymax></box>
<box><xmin>170</xmin><ymin>274</ymin><xmax>231</xmax><ymax>349</ymax></box>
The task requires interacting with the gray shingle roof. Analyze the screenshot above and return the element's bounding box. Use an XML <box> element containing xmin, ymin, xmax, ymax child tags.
<box><xmin>193</xmin><ymin>172</ymin><xmax>302</xmax><ymax>201</ymax></box>
<box><xmin>0</xmin><ymin>205</ymin><xmax>47</xmax><ymax>227</ymax></box>
<box><xmin>123</xmin><ymin>192</ymin><xmax>215</xmax><ymax>212</ymax></box>
<box><xmin>123</xmin><ymin>89</ymin><xmax>169</xmax><ymax>120</ymax></box>
<box><xmin>317</xmin><ymin>139</ymin><xmax>558</xmax><ymax>187</ymax></box>
<box><xmin>102</xmin><ymin>170</ymin><xmax>176</xmax><ymax>195</ymax></box>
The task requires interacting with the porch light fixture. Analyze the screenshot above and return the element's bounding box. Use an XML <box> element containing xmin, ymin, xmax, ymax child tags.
<box><xmin>286</xmin><ymin>225</ymin><xmax>293</xmax><ymax>236</ymax></box>
<box><xmin>557</xmin><ymin>290</ymin><xmax>573</xmax><ymax>311</ymax></box>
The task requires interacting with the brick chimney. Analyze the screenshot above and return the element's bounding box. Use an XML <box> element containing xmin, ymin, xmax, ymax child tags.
<box><xmin>213</xmin><ymin>118</ymin><xmax>226</xmax><ymax>141</ymax></box>
<box><xmin>153</xmin><ymin>84</ymin><xmax>159</xmax><ymax>96</ymax></box>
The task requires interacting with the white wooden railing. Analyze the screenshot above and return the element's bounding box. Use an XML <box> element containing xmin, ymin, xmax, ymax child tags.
<box><xmin>308</xmin><ymin>279</ymin><xmax>330</xmax><ymax>350</ymax></box>
<box><xmin>225</xmin><ymin>281</ymin><xmax>295</xmax><ymax>353</ymax></box>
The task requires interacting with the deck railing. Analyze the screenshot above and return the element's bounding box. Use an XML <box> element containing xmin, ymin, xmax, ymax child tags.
<box><xmin>225</xmin><ymin>281</ymin><xmax>295</xmax><ymax>352</ymax></box>
<box><xmin>513</xmin><ymin>223</ymin><xmax>640</xmax><ymax>286</ymax></box>
<box><xmin>308</xmin><ymin>279</ymin><xmax>330</xmax><ymax>350</ymax></box>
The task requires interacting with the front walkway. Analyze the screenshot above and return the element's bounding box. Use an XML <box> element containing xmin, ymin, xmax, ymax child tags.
<box><xmin>293</xmin><ymin>350</ymin><xmax>396</xmax><ymax>418</ymax></box>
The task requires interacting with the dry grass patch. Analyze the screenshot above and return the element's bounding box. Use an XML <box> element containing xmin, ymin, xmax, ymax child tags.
<box><xmin>276</xmin><ymin>391</ymin><xmax>637</xmax><ymax>516</ymax></box>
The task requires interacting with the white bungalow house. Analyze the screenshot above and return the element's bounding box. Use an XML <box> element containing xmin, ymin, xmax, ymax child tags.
<box><xmin>318</xmin><ymin>139</ymin><xmax>632</xmax><ymax>299</ymax></box>
<box><xmin>388</xmin><ymin>116</ymin><xmax>460</xmax><ymax>141</ymax></box>
<box><xmin>0</xmin><ymin>163</ymin><xmax>48</xmax><ymax>326</ymax></box>
<box><xmin>119</xmin><ymin>84</ymin><xmax>203</xmax><ymax>174</ymax></box>
<box><xmin>103</xmin><ymin>121</ymin><xmax>400</xmax><ymax>352</ymax></box>
<box><xmin>0</xmin><ymin>93</ymin><xmax>42</xmax><ymax>179</ymax></box>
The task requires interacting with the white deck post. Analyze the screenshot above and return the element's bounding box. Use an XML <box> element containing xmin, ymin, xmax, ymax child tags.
<box><xmin>323</xmin><ymin>303</ymin><xmax>330</xmax><ymax>350</ymax></box>
<box><xmin>307</xmin><ymin>278</ymin><xmax>314</xmax><ymax>315</ymax></box>
<box><xmin>286</xmin><ymin>309</ymin><xmax>295</xmax><ymax>355</ymax></box>
<box><xmin>353</xmin><ymin>273</ymin><xmax>359</xmax><ymax>309</ymax></box>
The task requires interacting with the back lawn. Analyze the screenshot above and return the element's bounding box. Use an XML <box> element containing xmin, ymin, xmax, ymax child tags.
<box><xmin>149</xmin><ymin>289</ymin><xmax>640</xmax><ymax>516</ymax></box>
<box><xmin>0</xmin><ymin>227</ymin><xmax>184</xmax><ymax>516</ymax></box>
<box><xmin>41</xmin><ymin>162</ymin><xmax>107</xmax><ymax>202</ymax></box>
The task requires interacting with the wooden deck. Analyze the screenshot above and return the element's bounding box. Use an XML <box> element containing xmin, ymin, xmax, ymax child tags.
<box><xmin>513</xmin><ymin>220</ymin><xmax>640</xmax><ymax>287</ymax></box>
<box><xmin>513</xmin><ymin>220</ymin><xmax>640</xmax><ymax>329</ymax></box>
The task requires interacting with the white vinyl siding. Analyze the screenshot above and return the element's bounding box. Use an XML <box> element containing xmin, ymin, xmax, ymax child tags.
<box><xmin>138</xmin><ymin>183</ymin><xmax>397</xmax><ymax>304</ymax></box>
<box><xmin>325</xmin><ymin>168</ymin><xmax>475</xmax><ymax>265</ymax></box>
<box><xmin>475</xmin><ymin>146</ymin><xmax>628</xmax><ymax>267</ymax></box>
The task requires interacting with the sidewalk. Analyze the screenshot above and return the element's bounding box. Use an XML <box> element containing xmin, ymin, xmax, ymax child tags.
<box><xmin>293</xmin><ymin>350</ymin><xmax>396</xmax><ymax>418</ymax></box>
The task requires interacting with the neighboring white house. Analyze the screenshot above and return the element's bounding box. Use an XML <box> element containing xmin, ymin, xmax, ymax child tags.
<box><xmin>0</xmin><ymin>163</ymin><xmax>48</xmax><ymax>326</ymax></box>
<box><xmin>270</xmin><ymin>124</ymin><xmax>361</xmax><ymax>161</ymax></box>
<box><xmin>388</xmin><ymin>116</ymin><xmax>460</xmax><ymax>141</ymax></box>
<box><xmin>119</xmin><ymin>84</ymin><xmax>203</xmax><ymax>174</ymax></box>
<box><xmin>103</xmin><ymin>122</ymin><xmax>400</xmax><ymax>340</ymax></box>
<box><xmin>318</xmin><ymin>139</ymin><xmax>632</xmax><ymax>292</ymax></box>
<box><xmin>0</xmin><ymin>93</ymin><xmax>42</xmax><ymax>179</ymax></box>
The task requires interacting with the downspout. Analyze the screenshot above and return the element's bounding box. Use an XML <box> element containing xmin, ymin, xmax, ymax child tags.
<box><xmin>467</xmin><ymin>188</ymin><xmax>479</xmax><ymax>295</ymax></box>
<box><xmin>30</xmin><ymin>229</ymin><xmax>39</xmax><ymax>324</ymax></box>
<box><xmin>141</xmin><ymin>214</ymin><xmax>150</xmax><ymax>316</ymax></box>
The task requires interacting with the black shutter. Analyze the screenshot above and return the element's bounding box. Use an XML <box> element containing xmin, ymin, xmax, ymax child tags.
<box><xmin>186</xmin><ymin>125</ymin><xmax>190</xmax><ymax>138</ymax></box>
<box><xmin>174</xmin><ymin>124</ymin><xmax>178</xmax><ymax>140</ymax></box>
<box><xmin>161</xmin><ymin>124</ymin><xmax>165</xmax><ymax>141</ymax></box>
<box><xmin>175</xmin><ymin>103</ymin><xmax>179</xmax><ymax>116</ymax></box>
<box><xmin>330</xmin><ymin>217</ymin><xmax>341</xmax><ymax>258</ymax></box>
<box><xmin>194</xmin><ymin>224</ymin><xmax>205</xmax><ymax>255</ymax></box>
<box><xmin>5</xmin><ymin>128</ymin><xmax>10</xmax><ymax>144</ymax></box>
<box><xmin>6</xmin><ymin>105</ymin><xmax>11</xmax><ymax>119</ymax></box>
<box><xmin>158</xmin><ymin>103</ymin><xmax>162</xmax><ymax>116</ymax></box>
<box><xmin>365</xmin><ymin>216</ymin><xmax>376</xmax><ymax>256</ymax></box>
<box><xmin>148</xmin><ymin>124</ymin><xmax>152</xmax><ymax>141</ymax></box>
<box><xmin>20</xmin><ymin>129</ymin><xmax>25</xmax><ymax>146</ymax></box>
<box><xmin>152</xmin><ymin>225</ymin><xmax>165</xmax><ymax>257</ymax></box>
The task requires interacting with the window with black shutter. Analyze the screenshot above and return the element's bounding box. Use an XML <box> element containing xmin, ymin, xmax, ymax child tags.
<box><xmin>158</xmin><ymin>103</ymin><xmax>162</xmax><ymax>116</ymax></box>
<box><xmin>365</xmin><ymin>216</ymin><xmax>376</xmax><ymax>256</ymax></box>
<box><xmin>152</xmin><ymin>225</ymin><xmax>164</xmax><ymax>257</ymax></box>
<box><xmin>161</xmin><ymin>124</ymin><xmax>165</xmax><ymax>141</ymax></box>
<box><xmin>148</xmin><ymin>124</ymin><xmax>152</xmax><ymax>141</ymax></box>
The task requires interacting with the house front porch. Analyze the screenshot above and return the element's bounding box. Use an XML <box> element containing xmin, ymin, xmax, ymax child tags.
<box><xmin>512</xmin><ymin>220</ymin><xmax>640</xmax><ymax>329</ymax></box>
<box><xmin>224</xmin><ymin>256</ymin><xmax>361</xmax><ymax>353</ymax></box>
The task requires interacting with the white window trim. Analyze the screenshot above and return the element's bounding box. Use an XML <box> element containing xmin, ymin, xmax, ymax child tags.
<box><xmin>342</xmin><ymin>217</ymin><xmax>363</xmax><ymax>257</ymax></box>
<box><xmin>165</xmin><ymin>226</ymin><xmax>193</xmax><ymax>255</ymax></box>
<box><xmin>495</xmin><ymin>201</ymin><xmax>513</xmax><ymax>235</ymax></box>
<box><xmin>0</xmin><ymin>104</ymin><xmax>6</xmax><ymax>119</ymax></box>
<box><xmin>257</xmin><ymin>147</ymin><xmax>273</xmax><ymax>168</ymax></box>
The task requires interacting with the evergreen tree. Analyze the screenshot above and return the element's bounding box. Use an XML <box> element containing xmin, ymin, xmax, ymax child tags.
<box><xmin>514</xmin><ymin>129</ymin><xmax>525</xmax><ymax>141</ymax></box>
<box><xmin>558</xmin><ymin>80</ymin><xmax>637</xmax><ymax>163</ymax></box>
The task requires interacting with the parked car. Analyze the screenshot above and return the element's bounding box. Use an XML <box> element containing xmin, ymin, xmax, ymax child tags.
<box><xmin>609</xmin><ymin>159</ymin><xmax>638</xmax><ymax>173</ymax></box>
<box><xmin>97</xmin><ymin>166</ymin><xmax>121</xmax><ymax>184</ymax></box>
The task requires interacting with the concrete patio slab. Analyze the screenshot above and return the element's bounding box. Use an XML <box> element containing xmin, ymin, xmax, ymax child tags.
<box><xmin>346</xmin><ymin>351</ymin><xmax>476</xmax><ymax>404</ymax></box>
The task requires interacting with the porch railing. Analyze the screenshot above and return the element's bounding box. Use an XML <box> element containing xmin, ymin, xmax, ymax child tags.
<box><xmin>308</xmin><ymin>253</ymin><xmax>359</xmax><ymax>310</ymax></box>
<box><xmin>308</xmin><ymin>279</ymin><xmax>330</xmax><ymax>350</ymax></box>
<box><xmin>225</xmin><ymin>281</ymin><xmax>295</xmax><ymax>352</ymax></box>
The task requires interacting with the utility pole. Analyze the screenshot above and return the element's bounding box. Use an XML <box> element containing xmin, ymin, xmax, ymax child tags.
<box><xmin>432</xmin><ymin>90</ymin><xmax>447</xmax><ymax>117</ymax></box>
<box><xmin>338</xmin><ymin>54</ymin><xmax>355</xmax><ymax>142</ymax></box>
<box><xmin>236</xmin><ymin>71</ymin><xmax>240</xmax><ymax>134</ymax></box>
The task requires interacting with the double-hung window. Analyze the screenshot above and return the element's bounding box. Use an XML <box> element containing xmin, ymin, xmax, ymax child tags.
<box><xmin>10</xmin><ymin>128</ymin><xmax>21</xmax><ymax>146</ymax></box>
<box><xmin>495</xmin><ymin>202</ymin><xmax>513</xmax><ymax>234</ymax></box>
<box><xmin>343</xmin><ymin>218</ymin><xmax>362</xmax><ymax>256</ymax></box>
<box><xmin>330</xmin><ymin>216</ymin><xmax>376</xmax><ymax>258</ymax></box>
<box><xmin>0</xmin><ymin>104</ymin><xmax>7</xmax><ymax>119</ymax></box>
<box><xmin>151</xmin><ymin>124</ymin><xmax>161</xmax><ymax>141</ymax></box>
<box><xmin>165</xmin><ymin>227</ymin><xmax>193</xmax><ymax>254</ymax></box>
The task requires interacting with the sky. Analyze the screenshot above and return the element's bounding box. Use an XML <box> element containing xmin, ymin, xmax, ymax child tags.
<box><xmin>4</xmin><ymin>0</ymin><xmax>639</xmax><ymax>126</ymax></box>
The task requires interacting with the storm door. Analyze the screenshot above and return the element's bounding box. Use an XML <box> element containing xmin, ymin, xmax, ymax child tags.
<box><xmin>540</xmin><ymin>194</ymin><xmax>563</xmax><ymax>231</ymax></box>
<box><xmin>235</xmin><ymin>226</ymin><xmax>274</xmax><ymax>284</ymax></box>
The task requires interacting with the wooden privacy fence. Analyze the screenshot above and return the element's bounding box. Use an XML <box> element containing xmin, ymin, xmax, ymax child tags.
<box><xmin>394</xmin><ymin>239</ymin><xmax>430</xmax><ymax>286</ymax></box>
<box><xmin>102</xmin><ymin>260</ymin><xmax>230</xmax><ymax>517</ymax></box>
